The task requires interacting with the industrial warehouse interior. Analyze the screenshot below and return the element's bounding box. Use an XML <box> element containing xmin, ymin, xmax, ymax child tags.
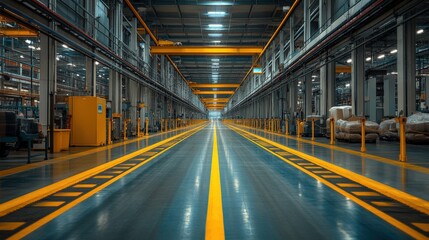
<box><xmin>0</xmin><ymin>0</ymin><xmax>429</xmax><ymax>239</ymax></box>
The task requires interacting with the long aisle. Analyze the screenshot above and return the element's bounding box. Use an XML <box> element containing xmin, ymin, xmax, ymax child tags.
<box><xmin>11</xmin><ymin>121</ymin><xmax>421</xmax><ymax>239</ymax></box>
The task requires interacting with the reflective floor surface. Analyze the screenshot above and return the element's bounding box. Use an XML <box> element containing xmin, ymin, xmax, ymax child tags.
<box><xmin>0</xmin><ymin>121</ymin><xmax>427</xmax><ymax>239</ymax></box>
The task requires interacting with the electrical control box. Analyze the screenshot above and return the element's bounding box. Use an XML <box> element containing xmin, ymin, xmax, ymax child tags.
<box><xmin>69</xmin><ymin>96</ymin><xmax>106</xmax><ymax>146</ymax></box>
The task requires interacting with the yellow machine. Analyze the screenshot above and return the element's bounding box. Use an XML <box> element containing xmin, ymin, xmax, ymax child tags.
<box><xmin>69</xmin><ymin>96</ymin><xmax>106</xmax><ymax>146</ymax></box>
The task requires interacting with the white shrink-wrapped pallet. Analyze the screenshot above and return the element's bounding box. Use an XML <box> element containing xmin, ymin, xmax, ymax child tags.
<box><xmin>405</xmin><ymin>112</ymin><xmax>429</xmax><ymax>144</ymax></box>
<box><xmin>379</xmin><ymin>119</ymin><xmax>398</xmax><ymax>141</ymax></box>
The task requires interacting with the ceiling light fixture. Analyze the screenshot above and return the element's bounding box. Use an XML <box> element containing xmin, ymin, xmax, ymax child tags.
<box><xmin>390</xmin><ymin>49</ymin><xmax>397</xmax><ymax>54</ymax></box>
<box><xmin>211</xmin><ymin>58</ymin><xmax>220</xmax><ymax>62</ymax></box>
<box><xmin>209</xmin><ymin>24</ymin><xmax>223</xmax><ymax>28</ymax></box>
<box><xmin>208</xmin><ymin>33</ymin><xmax>223</xmax><ymax>37</ymax></box>
<box><xmin>346</xmin><ymin>59</ymin><xmax>352</xmax><ymax>63</ymax></box>
<box><xmin>208</xmin><ymin>11</ymin><xmax>226</xmax><ymax>17</ymax></box>
<box><xmin>212</xmin><ymin>40</ymin><xmax>221</xmax><ymax>43</ymax></box>
<box><xmin>417</xmin><ymin>29</ymin><xmax>424</xmax><ymax>34</ymax></box>
<box><xmin>366</xmin><ymin>57</ymin><xmax>372</xmax><ymax>61</ymax></box>
<box><xmin>377</xmin><ymin>54</ymin><xmax>385</xmax><ymax>59</ymax></box>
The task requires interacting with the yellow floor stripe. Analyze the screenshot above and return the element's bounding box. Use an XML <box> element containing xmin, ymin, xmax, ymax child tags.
<box><xmin>140</xmin><ymin>152</ymin><xmax>158</xmax><ymax>156</ymax></box>
<box><xmin>289</xmin><ymin>158</ymin><xmax>301</xmax><ymax>160</ymax></box>
<box><xmin>322</xmin><ymin>175</ymin><xmax>342</xmax><ymax>179</ymax></box>
<box><xmin>73</xmin><ymin>184</ymin><xmax>96</xmax><ymax>188</ymax></box>
<box><xmin>104</xmin><ymin>171</ymin><xmax>123</xmax><ymax>174</ymax></box>
<box><xmin>93</xmin><ymin>175</ymin><xmax>114</xmax><ymax>179</ymax></box>
<box><xmin>33</xmin><ymin>201</ymin><xmax>65</xmax><ymax>207</ymax></box>
<box><xmin>112</xmin><ymin>167</ymin><xmax>130</xmax><ymax>170</ymax></box>
<box><xmin>297</xmin><ymin>163</ymin><xmax>314</xmax><ymax>166</ymax></box>
<box><xmin>304</xmin><ymin>166</ymin><xmax>322</xmax><ymax>169</ymax></box>
<box><xmin>0</xmin><ymin>222</ymin><xmax>25</xmax><ymax>230</ymax></box>
<box><xmin>205</xmin><ymin>124</ymin><xmax>225</xmax><ymax>240</ymax></box>
<box><xmin>352</xmin><ymin>192</ymin><xmax>381</xmax><ymax>197</ymax></box>
<box><xmin>412</xmin><ymin>223</ymin><xmax>429</xmax><ymax>232</ymax></box>
<box><xmin>120</xmin><ymin>163</ymin><xmax>137</xmax><ymax>166</ymax></box>
<box><xmin>371</xmin><ymin>201</ymin><xmax>401</xmax><ymax>207</ymax></box>
<box><xmin>53</xmin><ymin>192</ymin><xmax>83</xmax><ymax>197</ymax></box>
<box><xmin>313</xmin><ymin>171</ymin><xmax>332</xmax><ymax>174</ymax></box>
<box><xmin>133</xmin><ymin>158</ymin><xmax>147</xmax><ymax>161</ymax></box>
<box><xmin>337</xmin><ymin>183</ymin><xmax>361</xmax><ymax>188</ymax></box>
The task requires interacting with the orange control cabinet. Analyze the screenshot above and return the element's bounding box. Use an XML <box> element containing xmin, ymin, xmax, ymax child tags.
<box><xmin>69</xmin><ymin>96</ymin><xmax>106</xmax><ymax>146</ymax></box>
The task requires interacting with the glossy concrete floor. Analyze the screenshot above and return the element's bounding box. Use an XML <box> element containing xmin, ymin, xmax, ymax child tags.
<box><xmin>1</xmin><ymin>122</ymin><xmax>428</xmax><ymax>239</ymax></box>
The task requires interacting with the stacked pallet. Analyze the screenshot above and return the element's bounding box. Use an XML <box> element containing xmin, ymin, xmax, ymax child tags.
<box><xmin>406</xmin><ymin>112</ymin><xmax>429</xmax><ymax>144</ymax></box>
<box><xmin>336</xmin><ymin>117</ymin><xmax>379</xmax><ymax>143</ymax></box>
<box><xmin>379</xmin><ymin>119</ymin><xmax>398</xmax><ymax>141</ymax></box>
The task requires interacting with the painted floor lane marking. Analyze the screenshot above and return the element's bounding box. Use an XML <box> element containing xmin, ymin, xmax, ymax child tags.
<box><xmin>205</xmin><ymin>123</ymin><xmax>225</xmax><ymax>240</ymax></box>
<box><xmin>0</xmin><ymin>124</ymin><xmax>207</xmax><ymax>218</ymax></box>
<box><xmin>227</xmin><ymin>123</ymin><xmax>429</xmax><ymax>239</ymax></box>
<box><xmin>232</xmin><ymin>123</ymin><xmax>429</xmax><ymax>175</ymax></box>
<box><xmin>0</xmin><ymin>124</ymin><xmax>207</xmax><ymax>239</ymax></box>
<box><xmin>0</xmin><ymin>122</ymin><xmax>207</xmax><ymax>178</ymax></box>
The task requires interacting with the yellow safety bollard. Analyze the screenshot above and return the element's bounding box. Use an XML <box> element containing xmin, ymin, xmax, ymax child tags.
<box><xmin>107</xmin><ymin>118</ymin><xmax>112</xmax><ymax>145</ymax></box>
<box><xmin>145</xmin><ymin>117</ymin><xmax>149</xmax><ymax>136</ymax></box>
<box><xmin>360</xmin><ymin>118</ymin><xmax>366</xmax><ymax>153</ymax></box>
<box><xmin>330</xmin><ymin>118</ymin><xmax>335</xmax><ymax>145</ymax></box>
<box><xmin>285</xmin><ymin>119</ymin><xmax>289</xmax><ymax>135</ymax></box>
<box><xmin>311</xmin><ymin>118</ymin><xmax>315</xmax><ymax>141</ymax></box>
<box><xmin>137</xmin><ymin>118</ymin><xmax>141</xmax><ymax>137</ymax></box>
<box><xmin>165</xmin><ymin>119</ymin><xmax>168</xmax><ymax>132</ymax></box>
<box><xmin>296</xmin><ymin>119</ymin><xmax>301</xmax><ymax>138</ymax></box>
<box><xmin>123</xmin><ymin>119</ymin><xmax>129</xmax><ymax>141</ymax></box>
<box><xmin>396</xmin><ymin>116</ymin><xmax>407</xmax><ymax>162</ymax></box>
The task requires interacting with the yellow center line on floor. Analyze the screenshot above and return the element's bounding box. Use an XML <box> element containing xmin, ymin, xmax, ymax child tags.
<box><xmin>0</xmin><ymin>123</ymin><xmax>207</xmax><ymax>178</ymax></box>
<box><xmin>231</xmin><ymin>124</ymin><xmax>429</xmax><ymax>175</ymax></box>
<box><xmin>227</xmin><ymin>124</ymin><xmax>429</xmax><ymax>239</ymax></box>
<box><xmin>7</xmin><ymin>123</ymin><xmax>207</xmax><ymax>240</ymax></box>
<box><xmin>205</xmin><ymin>124</ymin><xmax>225</xmax><ymax>240</ymax></box>
<box><xmin>0</xmin><ymin>124</ymin><xmax>208</xmax><ymax>218</ymax></box>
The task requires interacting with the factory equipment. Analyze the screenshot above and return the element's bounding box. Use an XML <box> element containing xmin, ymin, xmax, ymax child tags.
<box><xmin>0</xmin><ymin>111</ymin><xmax>45</xmax><ymax>161</ymax></box>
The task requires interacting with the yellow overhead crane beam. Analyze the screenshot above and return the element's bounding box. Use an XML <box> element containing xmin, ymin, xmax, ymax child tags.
<box><xmin>189</xmin><ymin>83</ymin><xmax>240</xmax><ymax>88</ymax></box>
<box><xmin>201</xmin><ymin>98</ymin><xmax>230</xmax><ymax>103</ymax></box>
<box><xmin>0</xmin><ymin>28</ymin><xmax>38</xmax><ymax>37</ymax></box>
<box><xmin>193</xmin><ymin>91</ymin><xmax>235</xmax><ymax>95</ymax></box>
<box><xmin>151</xmin><ymin>46</ymin><xmax>263</xmax><ymax>56</ymax></box>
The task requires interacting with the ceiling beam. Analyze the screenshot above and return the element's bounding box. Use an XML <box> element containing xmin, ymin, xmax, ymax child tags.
<box><xmin>201</xmin><ymin>98</ymin><xmax>229</xmax><ymax>103</ymax></box>
<box><xmin>189</xmin><ymin>83</ymin><xmax>240</xmax><ymax>88</ymax></box>
<box><xmin>193</xmin><ymin>90</ymin><xmax>235</xmax><ymax>95</ymax></box>
<box><xmin>151</xmin><ymin>46</ymin><xmax>263</xmax><ymax>56</ymax></box>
